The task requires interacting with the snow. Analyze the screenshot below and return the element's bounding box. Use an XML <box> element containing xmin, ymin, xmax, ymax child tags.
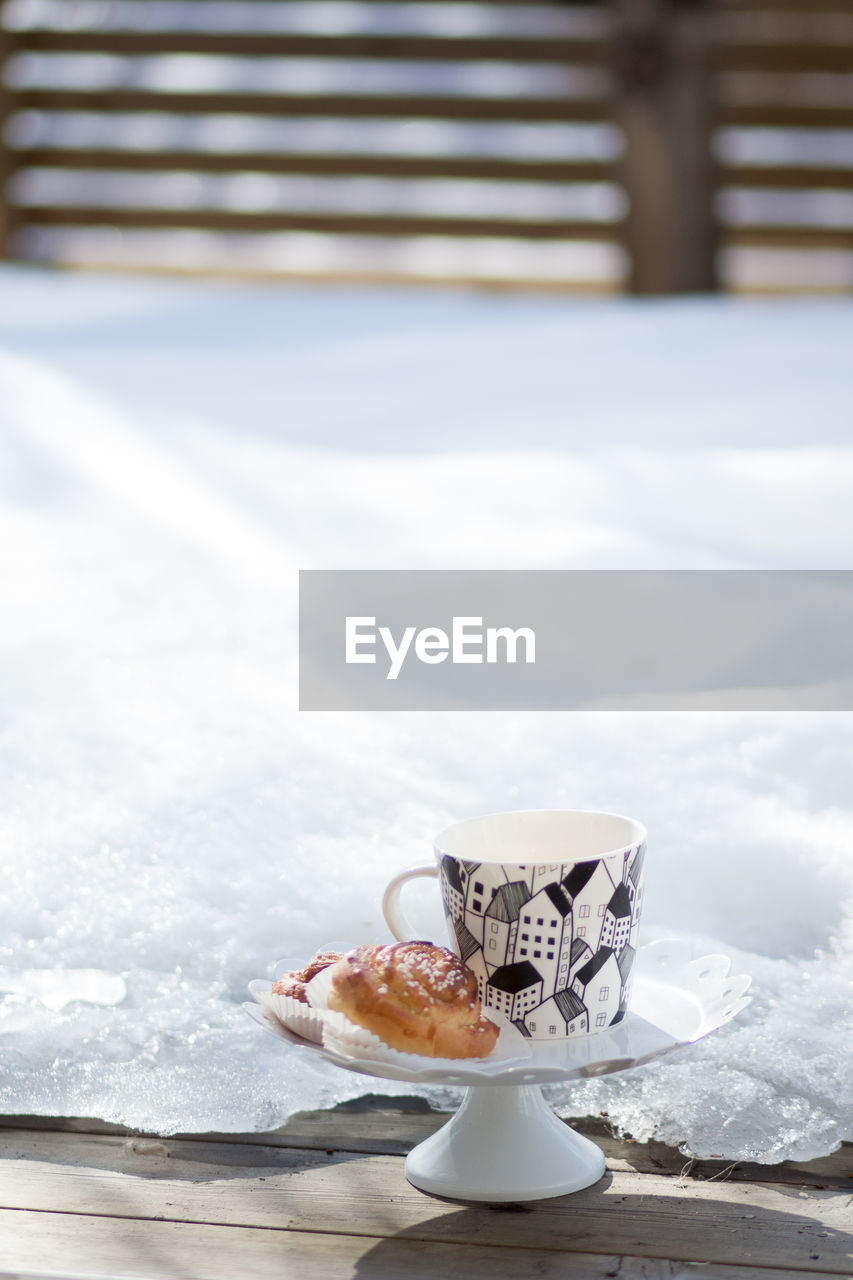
<box><xmin>1</xmin><ymin>265</ymin><xmax>852</xmax><ymax>1160</ymax></box>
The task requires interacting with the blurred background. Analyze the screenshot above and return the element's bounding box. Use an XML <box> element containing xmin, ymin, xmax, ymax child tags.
<box><xmin>0</xmin><ymin>0</ymin><xmax>851</xmax><ymax>295</ymax></box>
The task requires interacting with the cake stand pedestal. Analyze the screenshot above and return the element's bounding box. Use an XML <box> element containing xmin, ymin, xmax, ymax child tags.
<box><xmin>405</xmin><ymin>1082</ymin><xmax>605</xmax><ymax>1201</ymax></box>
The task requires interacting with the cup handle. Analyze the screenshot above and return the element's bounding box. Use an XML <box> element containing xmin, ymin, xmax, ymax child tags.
<box><xmin>382</xmin><ymin>865</ymin><xmax>439</xmax><ymax>942</ymax></box>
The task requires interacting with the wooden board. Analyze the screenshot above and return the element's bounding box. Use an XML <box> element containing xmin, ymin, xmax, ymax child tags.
<box><xmin>0</xmin><ymin>1213</ymin><xmax>835</xmax><ymax>1280</ymax></box>
<box><xmin>720</xmin><ymin>44</ymin><xmax>853</xmax><ymax>72</ymax></box>
<box><xmin>7</xmin><ymin>207</ymin><xmax>624</xmax><ymax>241</ymax></box>
<box><xmin>8</xmin><ymin>151</ymin><xmax>616</xmax><ymax>184</ymax></box>
<box><xmin>2</xmin><ymin>1110</ymin><xmax>849</xmax><ymax>1187</ymax></box>
<box><xmin>718</xmin><ymin>167</ymin><xmax>853</xmax><ymax>193</ymax></box>
<box><xmin>7</xmin><ymin>89</ymin><xmax>612</xmax><ymax>121</ymax></box>
<box><xmin>1</xmin><ymin>30</ymin><xmax>610</xmax><ymax>62</ymax></box>
<box><xmin>0</xmin><ymin>1118</ymin><xmax>849</xmax><ymax>1280</ymax></box>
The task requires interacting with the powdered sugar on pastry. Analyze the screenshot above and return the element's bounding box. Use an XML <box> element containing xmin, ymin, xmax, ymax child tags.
<box><xmin>325</xmin><ymin>942</ymin><xmax>499</xmax><ymax>1059</ymax></box>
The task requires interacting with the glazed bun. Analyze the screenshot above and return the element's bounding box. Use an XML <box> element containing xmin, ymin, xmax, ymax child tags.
<box><xmin>326</xmin><ymin>942</ymin><xmax>499</xmax><ymax>1059</ymax></box>
<box><xmin>272</xmin><ymin>951</ymin><xmax>342</xmax><ymax>1004</ymax></box>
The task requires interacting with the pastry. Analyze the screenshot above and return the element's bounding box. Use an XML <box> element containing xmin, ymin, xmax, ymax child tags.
<box><xmin>272</xmin><ymin>950</ymin><xmax>342</xmax><ymax>1004</ymax></box>
<box><xmin>326</xmin><ymin>941</ymin><xmax>499</xmax><ymax>1059</ymax></box>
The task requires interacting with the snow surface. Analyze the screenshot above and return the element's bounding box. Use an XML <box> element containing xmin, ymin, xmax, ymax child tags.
<box><xmin>0</xmin><ymin>266</ymin><xmax>851</xmax><ymax>1160</ymax></box>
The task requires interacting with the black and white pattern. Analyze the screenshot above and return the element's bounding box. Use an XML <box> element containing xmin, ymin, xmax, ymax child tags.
<box><xmin>441</xmin><ymin>845</ymin><xmax>646</xmax><ymax>1039</ymax></box>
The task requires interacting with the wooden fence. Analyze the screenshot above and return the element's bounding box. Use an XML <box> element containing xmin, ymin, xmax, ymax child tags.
<box><xmin>0</xmin><ymin>0</ymin><xmax>851</xmax><ymax>293</ymax></box>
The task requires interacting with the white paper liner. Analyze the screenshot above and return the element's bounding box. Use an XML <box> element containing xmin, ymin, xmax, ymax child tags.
<box><xmin>256</xmin><ymin>954</ymin><xmax>344</xmax><ymax>1044</ymax></box>
<box><xmin>320</xmin><ymin>1006</ymin><xmax>531</xmax><ymax>1070</ymax></box>
<box><xmin>321</xmin><ymin>1007</ymin><xmax>391</xmax><ymax>1056</ymax></box>
<box><xmin>252</xmin><ymin>982</ymin><xmax>326</xmax><ymax>1044</ymax></box>
<box><xmin>268</xmin><ymin>991</ymin><xmax>326</xmax><ymax>1044</ymax></box>
<box><xmin>304</xmin><ymin>965</ymin><xmax>334</xmax><ymax>1011</ymax></box>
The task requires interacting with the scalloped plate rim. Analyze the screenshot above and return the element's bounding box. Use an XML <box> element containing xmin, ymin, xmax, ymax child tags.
<box><xmin>243</xmin><ymin>939</ymin><xmax>752</xmax><ymax>1087</ymax></box>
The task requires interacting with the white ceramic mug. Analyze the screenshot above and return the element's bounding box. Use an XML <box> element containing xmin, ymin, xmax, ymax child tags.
<box><xmin>383</xmin><ymin>809</ymin><xmax>647</xmax><ymax>1040</ymax></box>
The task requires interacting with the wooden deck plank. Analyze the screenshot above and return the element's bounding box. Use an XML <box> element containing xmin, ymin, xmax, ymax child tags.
<box><xmin>266</xmin><ymin>1110</ymin><xmax>853</xmax><ymax>1188</ymax></box>
<box><xmin>0</xmin><ymin>1129</ymin><xmax>849</xmax><ymax>1275</ymax></box>
<box><xmin>1</xmin><ymin>1111</ymin><xmax>848</xmax><ymax>1190</ymax></box>
<box><xmin>0</xmin><ymin>1212</ymin><xmax>832</xmax><ymax>1280</ymax></box>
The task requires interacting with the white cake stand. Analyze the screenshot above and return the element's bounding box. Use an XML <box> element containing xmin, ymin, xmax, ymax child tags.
<box><xmin>244</xmin><ymin>939</ymin><xmax>751</xmax><ymax>1203</ymax></box>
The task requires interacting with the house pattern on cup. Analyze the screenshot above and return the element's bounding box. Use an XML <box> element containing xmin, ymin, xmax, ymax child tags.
<box><xmin>439</xmin><ymin>845</ymin><xmax>645</xmax><ymax>1039</ymax></box>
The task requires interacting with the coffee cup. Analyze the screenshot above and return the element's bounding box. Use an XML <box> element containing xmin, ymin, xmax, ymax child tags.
<box><xmin>382</xmin><ymin>809</ymin><xmax>646</xmax><ymax>1040</ymax></box>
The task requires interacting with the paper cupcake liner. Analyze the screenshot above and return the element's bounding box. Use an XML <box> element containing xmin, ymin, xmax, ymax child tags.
<box><xmin>321</xmin><ymin>1008</ymin><xmax>397</xmax><ymax>1057</ymax></box>
<box><xmin>320</xmin><ymin>1005</ymin><xmax>531</xmax><ymax>1070</ymax></box>
<box><xmin>304</xmin><ymin>965</ymin><xmax>334</xmax><ymax>1011</ymax></box>
<box><xmin>254</xmin><ymin>952</ymin><xmax>345</xmax><ymax>1044</ymax></box>
<box><xmin>270</xmin><ymin>991</ymin><xmax>326</xmax><ymax>1044</ymax></box>
<box><xmin>252</xmin><ymin>984</ymin><xmax>326</xmax><ymax>1045</ymax></box>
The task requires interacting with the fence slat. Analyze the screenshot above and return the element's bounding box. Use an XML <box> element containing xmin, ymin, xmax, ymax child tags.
<box><xmin>718</xmin><ymin>166</ymin><xmax>853</xmax><ymax>191</ymax></box>
<box><xmin>724</xmin><ymin>225</ymin><xmax>853</xmax><ymax>248</ymax></box>
<box><xmin>3</xmin><ymin>30</ymin><xmax>610</xmax><ymax>62</ymax></box>
<box><xmin>721</xmin><ymin>43</ymin><xmax>853</xmax><ymax>72</ymax></box>
<box><xmin>23</xmin><ymin>28</ymin><xmax>849</xmax><ymax>70</ymax></box>
<box><xmin>718</xmin><ymin>103</ymin><xmax>853</xmax><ymax>126</ymax></box>
<box><xmin>10</xmin><ymin>89</ymin><xmax>611</xmax><ymax>122</ymax></box>
<box><xmin>8</xmin><ymin>151</ymin><xmax>617</xmax><ymax>183</ymax></box>
<box><xmin>716</xmin><ymin>0</ymin><xmax>853</xmax><ymax>10</ymax></box>
<box><xmin>10</xmin><ymin>206</ymin><xmax>624</xmax><ymax>240</ymax></box>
